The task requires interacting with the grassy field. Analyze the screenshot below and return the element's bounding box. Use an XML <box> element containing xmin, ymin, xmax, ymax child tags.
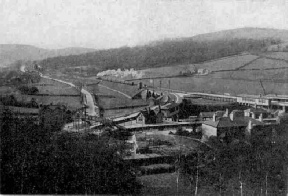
<box><xmin>99</xmin><ymin>80</ymin><xmax>140</xmax><ymax>97</ymax></box>
<box><xmin>241</xmin><ymin>57</ymin><xmax>288</xmax><ymax>70</ymax></box>
<box><xmin>87</xmin><ymin>83</ymin><xmax>147</xmax><ymax>110</ymax></box>
<box><xmin>18</xmin><ymin>94</ymin><xmax>82</xmax><ymax>110</ymax></box>
<box><xmin>260</xmin><ymin>52</ymin><xmax>288</xmax><ymax>61</ymax></box>
<box><xmin>194</xmin><ymin>54</ymin><xmax>259</xmax><ymax>71</ymax></box>
<box><xmin>30</xmin><ymin>77</ymin><xmax>80</xmax><ymax>95</ymax></box>
<box><xmin>139</xmin><ymin>75</ymin><xmax>288</xmax><ymax>95</ymax></box>
<box><xmin>141</xmin><ymin>54</ymin><xmax>259</xmax><ymax>78</ymax></box>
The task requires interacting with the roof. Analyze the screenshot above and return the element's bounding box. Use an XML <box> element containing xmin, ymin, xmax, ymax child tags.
<box><xmin>131</xmin><ymin>89</ymin><xmax>146</xmax><ymax>99</ymax></box>
<box><xmin>199</xmin><ymin>112</ymin><xmax>214</xmax><ymax>118</ymax></box>
<box><xmin>203</xmin><ymin>117</ymin><xmax>246</xmax><ymax>128</ymax></box>
<box><xmin>113</xmin><ymin>112</ymin><xmax>141</xmax><ymax>123</ymax></box>
<box><xmin>245</xmin><ymin>108</ymin><xmax>268</xmax><ymax>113</ymax></box>
<box><xmin>238</xmin><ymin>94</ymin><xmax>288</xmax><ymax>100</ymax></box>
<box><xmin>233</xmin><ymin>117</ymin><xmax>266</xmax><ymax>126</ymax></box>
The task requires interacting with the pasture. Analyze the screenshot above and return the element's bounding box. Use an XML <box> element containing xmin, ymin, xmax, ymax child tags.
<box><xmin>260</xmin><ymin>52</ymin><xmax>288</xmax><ymax>61</ymax></box>
<box><xmin>18</xmin><ymin>94</ymin><xmax>82</xmax><ymax>110</ymax></box>
<box><xmin>194</xmin><ymin>54</ymin><xmax>259</xmax><ymax>71</ymax></box>
<box><xmin>141</xmin><ymin>54</ymin><xmax>259</xmax><ymax>78</ymax></box>
<box><xmin>87</xmin><ymin>84</ymin><xmax>147</xmax><ymax>110</ymax></box>
<box><xmin>240</xmin><ymin>57</ymin><xmax>288</xmax><ymax>70</ymax></box>
<box><xmin>139</xmin><ymin>75</ymin><xmax>288</xmax><ymax>96</ymax></box>
<box><xmin>31</xmin><ymin>77</ymin><xmax>80</xmax><ymax>95</ymax></box>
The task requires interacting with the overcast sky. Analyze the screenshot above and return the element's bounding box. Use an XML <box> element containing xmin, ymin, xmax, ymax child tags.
<box><xmin>1</xmin><ymin>0</ymin><xmax>288</xmax><ymax>49</ymax></box>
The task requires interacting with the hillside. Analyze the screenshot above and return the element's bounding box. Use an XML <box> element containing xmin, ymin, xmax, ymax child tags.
<box><xmin>187</xmin><ymin>27</ymin><xmax>288</xmax><ymax>42</ymax></box>
<box><xmin>38</xmin><ymin>28</ymin><xmax>287</xmax><ymax>74</ymax></box>
<box><xmin>0</xmin><ymin>44</ymin><xmax>96</xmax><ymax>67</ymax></box>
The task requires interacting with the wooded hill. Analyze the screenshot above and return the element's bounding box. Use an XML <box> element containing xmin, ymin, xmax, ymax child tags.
<box><xmin>38</xmin><ymin>28</ymin><xmax>288</xmax><ymax>73</ymax></box>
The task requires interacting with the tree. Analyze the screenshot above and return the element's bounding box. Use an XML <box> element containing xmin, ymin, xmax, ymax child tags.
<box><xmin>1</xmin><ymin>112</ymin><xmax>141</xmax><ymax>194</ymax></box>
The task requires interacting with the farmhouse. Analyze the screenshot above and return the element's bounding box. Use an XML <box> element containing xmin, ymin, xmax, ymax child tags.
<box><xmin>201</xmin><ymin>116</ymin><xmax>247</xmax><ymax>143</ymax></box>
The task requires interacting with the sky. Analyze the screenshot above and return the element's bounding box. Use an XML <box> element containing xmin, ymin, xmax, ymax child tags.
<box><xmin>1</xmin><ymin>0</ymin><xmax>288</xmax><ymax>49</ymax></box>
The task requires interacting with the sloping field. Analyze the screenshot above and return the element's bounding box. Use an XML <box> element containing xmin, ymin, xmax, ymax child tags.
<box><xmin>99</xmin><ymin>80</ymin><xmax>140</xmax><ymax>98</ymax></box>
<box><xmin>141</xmin><ymin>54</ymin><xmax>259</xmax><ymax>78</ymax></box>
<box><xmin>139</xmin><ymin>76</ymin><xmax>288</xmax><ymax>96</ymax></box>
<box><xmin>18</xmin><ymin>94</ymin><xmax>82</xmax><ymax>110</ymax></box>
<box><xmin>229</xmin><ymin>69</ymin><xmax>288</xmax><ymax>81</ymax></box>
<box><xmin>240</xmin><ymin>58</ymin><xmax>288</xmax><ymax>70</ymax></box>
<box><xmin>194</xmin><ymin>54</ymin><xmax>259</xmax><ymax>71</ymax></box>
<box><xmin>143</xmin><ymin>64</ymin><xmax>195</xmax><ymax>78</ymax></box>
<box><xmin>31</xmin><ymin>77</ymin><xmax>80</xmax><ymax>95</ymax></box>
<box><xmin>259</xmin><ymin>52</ymin><xmax>288</xmax><ymax>61</ymax></box>
<box><xmin>88</xmin><ymin>84</ymin><xmax>147</xmax><ymax>110</ymax></box>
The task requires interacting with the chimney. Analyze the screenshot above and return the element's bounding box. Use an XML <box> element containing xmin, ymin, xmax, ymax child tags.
<box><xmin>223</xmin><ymin>108</ymin><xmax>229</xmax><ymax>117</ymax></box>
<box><xmin>230</xmin><ymin>111</ymin><xmax>235</xmax><ymax>121</ymax></box>
<box><xmin>213</xmin><ymin>113</ymin><xmax>216</xmax><ymax>121</ymax></box>
<box><xmin>259</xmin><ymin>113</ymin><xmax>263</xmax><ymax>122</ymax></box>
<box><xmin>247</xmin><ymin>120</ymin><xmax>253</xmax><ymax>135</ymax></box>
<box><xmin>138</xmin><ymin>82</ymin><xmax>143</xmax><ymax>89</ymax></box>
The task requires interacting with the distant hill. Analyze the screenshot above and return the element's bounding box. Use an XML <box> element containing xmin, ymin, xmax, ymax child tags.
<box><xmin>38</xmin><ymin>27</ymin><xmax>288</xmax><ymax>73</ymax></box>
<box><xmin>153</xmin><ymin>27</ymin><xmax>288</xmax><ymax>44</ymax></box>
<box><xmin>0</xmin><ymin>44</ymin><xmax>96</xmax><ymax>67</ymax></box>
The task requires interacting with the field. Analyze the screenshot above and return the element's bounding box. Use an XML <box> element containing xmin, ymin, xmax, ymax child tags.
<box><xmin>87</xmin><ymin>84</ymin><xmax>147</xmax><ymax>110</ymax></box>
<box><xmin>0</xmin><ymin>86</ymin><xmax>19</xmax><ymax>95</ymax></box>
<box><xmin>18</xmin><ymin>94</ymin><xmax>82</xmax><ymax>110</ymax></box>
<box><xmin>30</xmin><ymin>77</ymin><xmax>80</xmax><ymax>95</ymax></box>
<box><xmin>194</xmin><ymin>54</ymin><xmax>259</xmax><ymax>71</ymax></box>
<box><xmin>139</xmin><ymin>74</ymin><xmax>288</xmax><ymax>95</ymax></box>
<box><xmin>99</xmin><ymin>80</ymin><xmax>140</xmax><ymax>98</ymax></box>
<box><xmin>260</xmin><ymin>52</ymin><xmax>288</xmax><ymax>61</ymax></box>
<box><xmin>141</xmin><ymin>54</ymin><xmax>259</xmax><ymax>78</ymax></box>
<box><xmin>240</xmin><ymin>58</ymin><xmax>288</xmax><ymax>70</ymax></box>
<box><xmin>131</xmin><ymin>52</ymin><xmax>288</xmax><ymax>96</ymax></box>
